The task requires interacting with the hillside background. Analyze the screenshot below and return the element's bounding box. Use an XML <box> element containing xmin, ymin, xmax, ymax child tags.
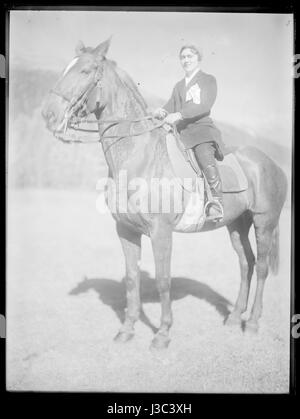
<box><xmin>8</xmin><ymin>66</ymin><xmax>292</xmax><ymax>194</ymax></box>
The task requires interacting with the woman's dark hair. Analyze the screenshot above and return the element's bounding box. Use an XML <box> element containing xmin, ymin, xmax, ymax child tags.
<box><xmin>179</xmin><ymin>45</ymin><xmax>202</xmax><ymax>61</ymax></box>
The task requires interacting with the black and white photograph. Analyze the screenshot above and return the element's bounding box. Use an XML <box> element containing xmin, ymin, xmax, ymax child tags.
<box><xmin>7</xmin><ymin>9</ymin><xmax>293</xmax><ymax>393</ymax></box>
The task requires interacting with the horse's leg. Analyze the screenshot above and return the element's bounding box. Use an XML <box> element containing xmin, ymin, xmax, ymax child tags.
<box><xmin>245</xmin><ymin>215</ymin><xmax>277</xmax><ymax>333</ymax></box>
<box><xmin>114</xmin><ymin>222</ymin><xmax>141</xmax><ymax>343</ymax></box>
<box><xmin>150</xmin><ymin>220</ymin><xmax>173</xmax><ymax>350</ymax></box>
<box><xmin>225</xmin><ymin>212</ymin><xmax>255</xmax><ymax>327</ymax></box>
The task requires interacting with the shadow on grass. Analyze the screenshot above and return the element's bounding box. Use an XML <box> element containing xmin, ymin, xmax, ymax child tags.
<box><xmin>69</xmin><ymin>271</ymin><xmax>232</xmax><ymax>334</ymax></box>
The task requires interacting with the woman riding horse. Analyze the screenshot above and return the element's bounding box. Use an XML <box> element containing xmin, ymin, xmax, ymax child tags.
<box><xmin>154</xmin><ymin>45</ymin><xmax>226</xmax><ymax>219</ymax></box>
<box><xmin>42</xmin><ymin>38</ymin><xmax>287</xmax><ymax>350</ymax></box>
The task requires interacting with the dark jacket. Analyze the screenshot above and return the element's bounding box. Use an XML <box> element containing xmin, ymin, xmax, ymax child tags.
<box><xmin>163</xmin><ymin>69</ymin><xmax>226</xmax><ymax>157</ymax></box>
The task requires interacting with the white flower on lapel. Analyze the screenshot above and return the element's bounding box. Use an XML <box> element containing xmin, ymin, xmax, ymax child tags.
<box><xmin>186</xmin><ymin>83</ymin><xmax>201</xmax><ymax>104</ymax></box>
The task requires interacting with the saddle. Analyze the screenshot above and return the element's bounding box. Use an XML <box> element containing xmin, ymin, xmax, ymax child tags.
<box><xmin>165</xmin><ymin>129</ymin><xmax>248</xmax><ymax>233</ymax></box>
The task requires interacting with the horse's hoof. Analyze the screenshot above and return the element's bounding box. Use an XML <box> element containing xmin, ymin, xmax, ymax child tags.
<box><xmin>244</xmin><ymin>320</ymin><xmax>259</xmax><ymax>334</ymax></box>
<box><xmin>150</xmin><ymin>334</ymin><xmax>170</xmax><ymax>350</ymax></box>
<box><xmin>225</xmin><ymin>313</ymin><xmax>242</xmax><ymax>327</ymax></box>
<box><xmin>114</xmin><ymin>331</ymin><xmax>134</xmax><ymax>343</ymax></box>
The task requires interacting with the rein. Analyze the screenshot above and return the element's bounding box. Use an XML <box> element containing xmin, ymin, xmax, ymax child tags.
<box><xmin>54</xmin><ymin>115</ymin><xmax>166</xmax><ymax>144</ymax></box>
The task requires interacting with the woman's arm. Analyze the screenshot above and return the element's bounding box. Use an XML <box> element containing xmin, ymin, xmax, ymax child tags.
<box><xmin>163</xmin><ymin>87</ymin><xmax>177</xmax><ymax>114</ymax></box>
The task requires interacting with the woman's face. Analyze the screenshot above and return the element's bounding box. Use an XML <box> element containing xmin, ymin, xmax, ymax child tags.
<box><xmin>180</xmin><ymin>48</ymin><xmax>200</xmax><ymax>74</ymax></box>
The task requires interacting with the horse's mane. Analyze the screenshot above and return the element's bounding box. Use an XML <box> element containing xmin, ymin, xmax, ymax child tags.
<box><xmin>108</xmin><ymin>59</ymin><xmax>148</xmax><ymax>112</ymax></box>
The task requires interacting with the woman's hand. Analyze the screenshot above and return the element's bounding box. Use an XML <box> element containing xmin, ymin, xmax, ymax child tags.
<box><xmin>153</xmin><ymin>107</ymin><xmax>168</xmax><ymax>119</ymax></box>
<box><xmin>163</xmin><ymin>112</ymin><xmax>183</xmax><ymax>124</ymax></box>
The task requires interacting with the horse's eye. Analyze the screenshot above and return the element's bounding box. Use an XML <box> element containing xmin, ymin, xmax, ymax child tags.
<box><xmin>81</xmin><ymin>68</ymin><xmax>91</xmax><ymax>74</ymax></box>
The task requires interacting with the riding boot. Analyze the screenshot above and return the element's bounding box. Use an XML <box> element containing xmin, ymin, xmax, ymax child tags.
<box><xmin>203</xmin><ymin>164</ymin><xmax>224</xmax><ymax>220</ymax></box>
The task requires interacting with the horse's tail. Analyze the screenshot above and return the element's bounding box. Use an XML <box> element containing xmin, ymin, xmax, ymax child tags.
<box><xmin>268</xmin><ymin>224</ymin><xmax>280</xmax><ymax>276</ymax></box>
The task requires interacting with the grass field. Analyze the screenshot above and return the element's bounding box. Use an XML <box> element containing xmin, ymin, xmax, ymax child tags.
<box><xmin>7</xmin><ymin>188</ymin><xmax>291</xmax><ymax>393</ymax></box>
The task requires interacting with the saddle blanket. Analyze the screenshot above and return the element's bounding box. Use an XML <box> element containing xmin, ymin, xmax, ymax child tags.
<box><xmin>165</xmin><ymin>133</ymin><xmax>248</xmax><ymax>232</ymax></box>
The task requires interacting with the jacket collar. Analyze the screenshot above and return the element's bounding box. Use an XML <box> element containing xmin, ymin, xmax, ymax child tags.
<box><xmin>178</xmin><ymin>70</ymin><xmax>202</xmax><ymax>98</ymax></box>
<box><xmin>185</xmin><ymin>68</ymin><xmax>201</xmax><ymax>86</ymax></box>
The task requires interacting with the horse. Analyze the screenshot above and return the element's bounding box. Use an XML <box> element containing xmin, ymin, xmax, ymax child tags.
<box><xmin>42</xmin><ymin>38</ymin><xmax>288</xmax><ymax>349</ymax></box>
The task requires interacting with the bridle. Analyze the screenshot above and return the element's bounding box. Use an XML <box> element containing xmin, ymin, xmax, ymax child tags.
<box><xmin>50</xmin><ymin>60</ymin><xmax>166</xmax><ymax>145</ymax></box>
<box><xmin>50</xmin><ymin>63</ymin><xmax>103</xmax><ymax>140</ymax></box>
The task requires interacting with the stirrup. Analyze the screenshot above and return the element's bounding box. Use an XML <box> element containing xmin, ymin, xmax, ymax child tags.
<box><xmin>204</xmin><ymin>199</ymin><xmax>224</xmax><ymax>222</ymax></box>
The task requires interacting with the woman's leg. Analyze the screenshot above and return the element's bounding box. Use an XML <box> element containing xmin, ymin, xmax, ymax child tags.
<box><xmin>193</xmin><ymin>142</ymin><xmax>223</xmax><ymax>217</ymax></box>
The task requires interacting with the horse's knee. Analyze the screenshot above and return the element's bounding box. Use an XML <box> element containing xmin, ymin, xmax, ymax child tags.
<box><xmin>125</xmin><ymin>272</ymin><xmax>139</xmax><ymax>291</ymax></box>
<box><xmin>163</xmin><ymin>311</ymin><xmax>173</xmax><ymax>326</ymax></box>
<box><xmin>156</xmin><ymin>275</ymin><xmax>171</xmax><ymax>294</ymax></box>
<box><xmin>256</xmin><ymin>259</ymin><xmax>268</xmax><ymax>279</ymax></box>
<box><xmin>240</xmin><ymin>259</ymin><xmax>250</xmax><ymax>272</ymax></box>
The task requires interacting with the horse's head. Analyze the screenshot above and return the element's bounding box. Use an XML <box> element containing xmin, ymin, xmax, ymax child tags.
<box><xmin>42</xmin><ymin>38</ymin><xmax>111</xmax><ymax>134</ymax></box>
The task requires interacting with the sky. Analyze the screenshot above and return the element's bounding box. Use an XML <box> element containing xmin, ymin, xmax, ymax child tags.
<box><xmin>9</xmin><ymin>10</ymin><xmax>294</xmax><ymax>146</ymax></box>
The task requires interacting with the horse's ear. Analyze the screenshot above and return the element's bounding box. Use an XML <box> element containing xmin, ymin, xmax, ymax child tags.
<box><xmin>94</xmin><ymin>36</ymin><xmax>112</xmax><ymax>58</ymax></box>
<box><xmin>75</xmin><ymin>40</ymin><xmax>86</xmax><ymax>56</ymax></box>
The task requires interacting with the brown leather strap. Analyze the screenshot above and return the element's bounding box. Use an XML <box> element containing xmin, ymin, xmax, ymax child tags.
<box><xmin>186</xmin><ymin>149</ymin><xmax>202</xmax><ymax>177</ymax></box>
